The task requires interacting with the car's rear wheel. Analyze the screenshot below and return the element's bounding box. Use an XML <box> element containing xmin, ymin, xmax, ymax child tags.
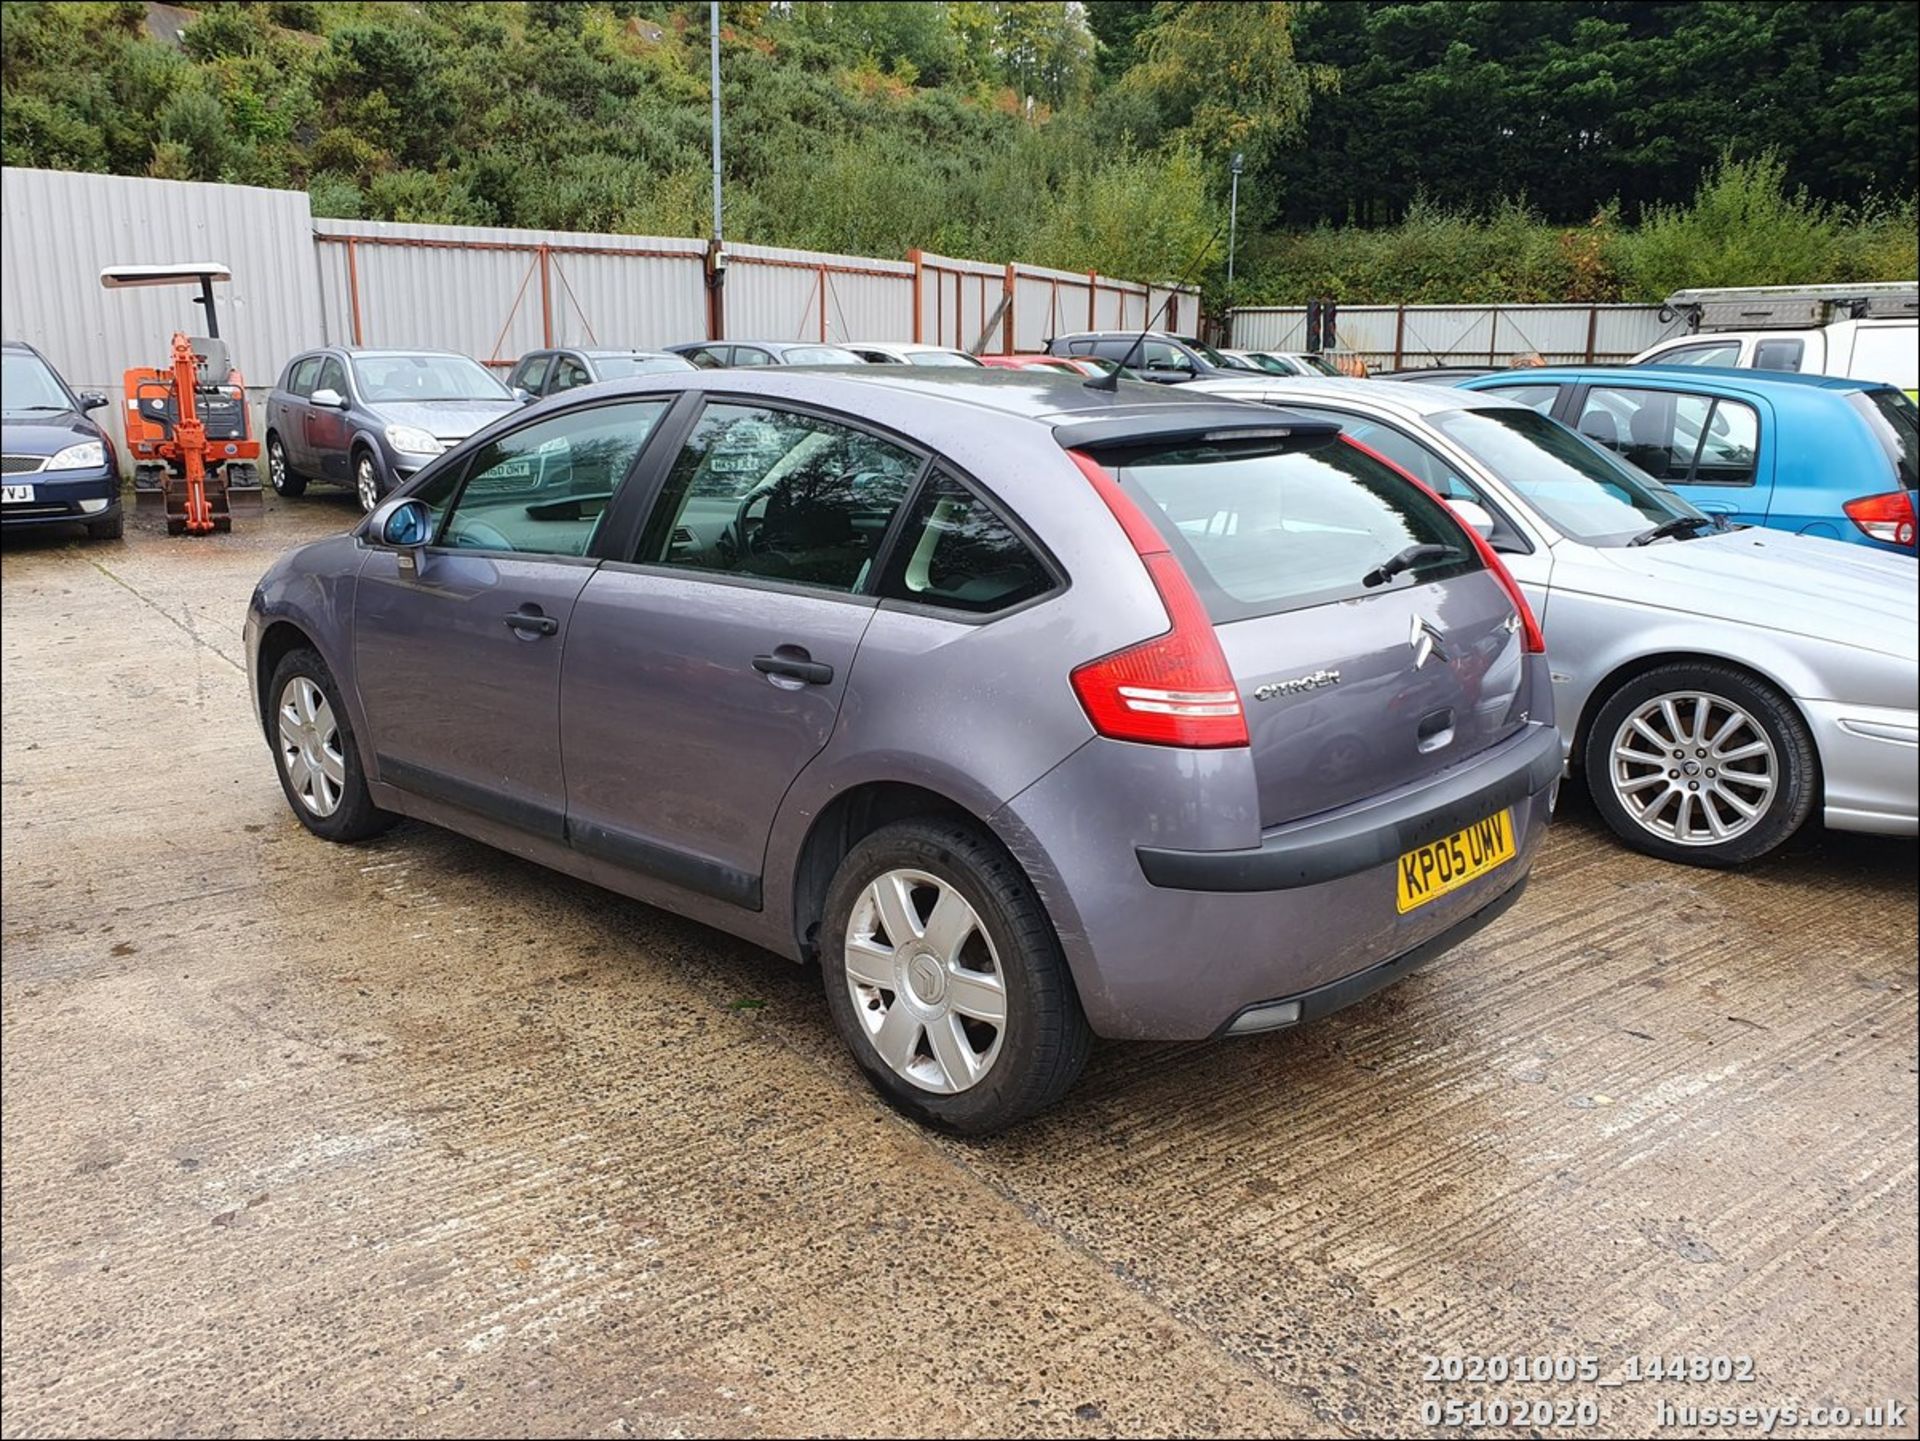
<box><xmin>266</xmin><ymin>647</ymin><xmax>394</xmax><ymax>843</ymax></box>
<box><xmin>353</xmin><ymin>449</ymin><xmax>383</xmax><ymax>513</ymax></box>
<box><xmin>820</xmin><ymin>818</ymin><xmax>1090</xmax><ymax>1134</ymax></box>
<box><xmin>267</xmin><ymin>433</ymin><xmax>306</xmax><ymax>497</ymax></box>
<box><xmin>1584</xmin><ymin>662</ymin><xmax>1816</xmax><ymax>867</ymax></box>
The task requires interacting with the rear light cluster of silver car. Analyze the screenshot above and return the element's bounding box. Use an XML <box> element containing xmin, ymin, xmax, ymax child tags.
<box><xmin>1064</xmin><ymin>451</ymin><xmax>1250</xmax><ymax>750</ymax></box>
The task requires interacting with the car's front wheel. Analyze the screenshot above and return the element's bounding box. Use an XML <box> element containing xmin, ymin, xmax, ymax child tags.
<box><xmin>353</xmin><ymin>449</ymin><xmax>384</xmax><ymax>513</ymax></box>
<box><xmin>266</xmin><ymin>647</ymin><xmax>395</xmax><ymax>843</ymax></box>
<box><xmin>1584</xmin><ymin>662</ymin><xmax>1817</xmax><ymax>867</ymax></box>
<box><xmin>266</xmin><ymin>433</ymin><xmax>307</xmax><ymax>497</ymax></box>
<box><xmin>820</xmin><ymin>818</ymin><xmax>1091</xmax><ymax>1134</ymax></box>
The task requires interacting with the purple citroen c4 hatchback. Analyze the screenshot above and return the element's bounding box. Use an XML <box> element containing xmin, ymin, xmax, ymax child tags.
<box><xmin>246</xmin><ymin>368</ymin><xmax>1558</xmax><ymax>1132</ymax></box>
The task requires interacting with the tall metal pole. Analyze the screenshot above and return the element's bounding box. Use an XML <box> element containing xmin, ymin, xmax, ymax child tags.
<box><xmin>709</xmin><ymin>1</ymin><xmax>724</xmax><ymax>248</ymax></box>
<box><xmin>1227</xmin><ymin>151</ymin><xmax>1244</xmax><ymax>286</ymax></box>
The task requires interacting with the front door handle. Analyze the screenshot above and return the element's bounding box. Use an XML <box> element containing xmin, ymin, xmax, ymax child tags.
<box><xmin>504</xmin><ymin>608</ymin><xmax>559</xmax><ymax>637</ymax></box>
<box><xmin>752</xmin><ymin>652</ymin><xmax>833</xmax><ymax>685</ymax></box>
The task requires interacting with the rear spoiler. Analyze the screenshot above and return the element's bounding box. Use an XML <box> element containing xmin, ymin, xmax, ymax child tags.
<box><xmin>1053</xmin><ymin>407</ymin><xmax>1340</xmax><ymax>454</ymax></box>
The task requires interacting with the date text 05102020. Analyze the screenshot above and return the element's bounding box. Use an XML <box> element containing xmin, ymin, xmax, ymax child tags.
<box><xmin>1423</xmin><ymin>1355</ymin><xmax>1759</xmax><ymax>1385</ymax></box>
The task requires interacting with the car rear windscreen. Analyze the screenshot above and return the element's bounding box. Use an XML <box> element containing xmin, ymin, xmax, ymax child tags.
<box><xmin>1851</xmin><ymin>390</ymin><xmax>1918</xmax><ymax>489</ymax></box>
<box><xmin>1110</xmin><ymin>438</ymin><xmax>1481</xmax><ymax>622</ymax></box>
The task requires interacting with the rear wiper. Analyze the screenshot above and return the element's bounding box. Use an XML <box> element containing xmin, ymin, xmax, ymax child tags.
<box><xmin>1363</xmin><ymin>543</ymin><xmax>1459</xmax><ymax>588</ymax></box>
<box><xmin>1628</xmin><ymin>515</ymin><xmax>1716</xmax><ymax>547</ymax></box>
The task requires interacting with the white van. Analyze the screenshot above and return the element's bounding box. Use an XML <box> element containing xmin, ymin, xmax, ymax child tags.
<box><xmin>1633</xmin><ymin>284</ymin><xmax>1918</xmax><ymax>395</ymax></box>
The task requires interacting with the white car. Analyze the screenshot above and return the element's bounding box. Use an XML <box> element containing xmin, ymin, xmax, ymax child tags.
<box><xmin>1635</xmin><ymin>284</ymin><xmax>1918</xmax><ymax>394</ymax></box>
<box><xmin>1190</xmin><ymin>375</ymin><xmax>1919</xmax><ymax>866</ymax></box>
<box><xmin>842</xmin><ymin>342</ymin><xmax>984</xmax><ymax>368</ymax></box>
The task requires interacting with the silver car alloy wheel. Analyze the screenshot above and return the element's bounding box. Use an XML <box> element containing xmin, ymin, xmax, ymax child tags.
<box><xmin>844</xmin><ymin>868</ymin><xmax>1007</xmax><ymax>1094</ymax></box>
<box><xmin>1609</xmin><ymin>690</ymin><xmax>1777</xmax><ymax>846</ymax></box>
<box><xmin>278</xmin><ymin>676</ymin><xmax>346</xmax><ymax>818</ymax></box>
<box><xmin>355</xmin><ymin>453</ymin><xmax>380</xmax><ymax>513</ymax></box>
<box><xmin>268</xmin><ymin>438</ymin><xmax>288</xmax><ymax>494</ymax></box>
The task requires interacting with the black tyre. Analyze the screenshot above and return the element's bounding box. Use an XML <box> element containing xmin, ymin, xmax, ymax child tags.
<box><xmin>264</xmin><ymin>646</ymin><xmax>395</xmax><ymax>843</ymax></box>
<box><xmin>85</xmin><ymin>508</ymin><xmax>124</xmax><ymax>541</ymax></box>
<box><xmin>266</xmin><ymin>434</ymin><xmax>306</xmax><ymax>497</ymax></box>
<box><xmin>1583</xmin><ymin>661</ymin><xmax>1817</xmax><ymax>867</ymax></box>
<box><xmin>820</xmin><ymin>818</ymin><xmax>1091</xmax><ymax>1135</ymax></box>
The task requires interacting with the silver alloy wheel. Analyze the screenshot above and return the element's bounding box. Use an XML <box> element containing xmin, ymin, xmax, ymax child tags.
<box><xmin>355</xmin><ymin>453</ymin><xmax>380</xmax><ymax>513</ymax></box>
<box><xmin>277</xmin><ymin>675</ymin><xmax>347</xmax><ymax>818</ymax></box>
<box><xmin>268</xmin><ymin>438</ymin><xmax>288</xmax><ymax>493</ymax></box>
<box><xmin>1608</xmin><ymin>690</ymin><xmax>1777</xmax><ymax>846</ymax></box>
<box><xmin>844</xmin><ymin>868</ymin><xmax>1007</xmax><ymax>1094</ymax></box>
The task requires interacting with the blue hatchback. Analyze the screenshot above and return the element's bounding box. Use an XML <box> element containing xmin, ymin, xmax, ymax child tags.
<box><xmin>1456</xmin><ymin>365</ymin><xmax>1918</xmax><ymax>554</ymax></box>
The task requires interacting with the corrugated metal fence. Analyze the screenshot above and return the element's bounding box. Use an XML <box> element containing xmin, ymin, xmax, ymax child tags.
<box><xmin>1229</xmin><ymin>303</ymin><xmax>1687</xmax><ymax>369</ymax></box>
<box><xmin>2</xmin><ymin>168</ymin><xmax>1198</xmax><ymax>409</ymax></box>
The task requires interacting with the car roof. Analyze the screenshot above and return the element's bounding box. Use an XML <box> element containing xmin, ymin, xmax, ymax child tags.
<box><xmin>1488</xmin><ymin>363</ymin><xmax>1891</xmax><ymax>394</ymax></box>
<box><xmin>565</xmin><ymin>365</ymin><xmax>1326</xmax><ymax>441</ymax></box>
<box><xmin>327</xmin><ymin>347</ymin><xmax>475</xmax><ymax>360</ymax></box>
<box><xmin>1052</xmin><ymin>330</ymin><xmax>1180</xmax><ymax>342</ymax></box>
<box><xmin>576</xmin><ymin>348</ymin><xmax>678</xmax><ymax>358</ymax></box>
<box><xmin>1185</xmin><ymin>374</ymin><xmax>1527</xmax><ymax>418</ymax></box>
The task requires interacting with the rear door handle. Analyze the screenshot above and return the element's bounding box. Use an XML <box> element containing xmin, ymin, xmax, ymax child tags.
<box><xmin>504</xmin><ymin>609</ymin><xmax>559</xmax><ymax>637</ymax></box>
<box><xmin>752</xmin><ymin>653</ymin><xmax>833</xmax><ymax>685</ymax></box>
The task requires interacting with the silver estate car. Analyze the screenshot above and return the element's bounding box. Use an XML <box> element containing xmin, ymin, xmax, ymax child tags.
<box><xmin>246</xmin><ymin>369</ymin><xmax>1558</xmax><ymax>1132</ymax></box>
<box><xmin>1190</xmin><ymin>376</ymin><xmax>1920</xmax><ymax>866</ymax></box>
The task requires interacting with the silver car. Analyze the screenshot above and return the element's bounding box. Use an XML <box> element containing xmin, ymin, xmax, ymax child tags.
<box><xmin>1190</xmin><ymin>376</ymin><xmax>1919</xmax><ymax>866</ymax></box>
<box><xmin>246</xmin><ymin>369</ymin><xmax>1558</xmax><ymax>1132</ymax></box>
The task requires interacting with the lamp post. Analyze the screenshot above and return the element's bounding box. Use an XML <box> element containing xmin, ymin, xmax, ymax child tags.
<box><xmin>1227</xmin><ymin>151</ymin><xmax>1244</xmax><ymax>286</ymax></box>
<box><xmin>710</xmin><ymin>1</ymin><xmax>723</xmax><ymax>248</ymax></box>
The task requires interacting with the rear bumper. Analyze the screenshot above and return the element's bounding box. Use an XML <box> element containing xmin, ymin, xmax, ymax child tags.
<box><xmin>1213</xmin><ymin>875</ymin><xmax>1529</xmax><ymax>1037</ymax></box>
<box><xmin>1</xmin><ymin>468</ymin><xmax>120</xmax><ymax>527</ymax></box>
<box><xmin>1802</xmin><ymin>698</ymin><xmax>1919</xmax><ymax>836</ymax></box>
<box><xmin>1138</xmin><ymin>723</ymin><xmax>1561</xmax><ymax>890</ymax></box>
<box><xmin>994</xmin><ymin>722</ymin><xmax>1558</xmax><ymax>1040</ymax></box>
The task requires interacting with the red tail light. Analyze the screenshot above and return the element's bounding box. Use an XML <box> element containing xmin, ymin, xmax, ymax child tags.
<box><xmin>1338</xmin><ymin>434</ymin><xmax>1547</xmax><ymax>655</ymax></box>
<box><xmin>1843</xmin><ymin>490</ymin><xmax>1918</xmax><ymax>549</ymax></box>
<box><xmin>1066</xmin><ymin>451</ymin><xmax>1249</xmax><ymax>749</ymax></box>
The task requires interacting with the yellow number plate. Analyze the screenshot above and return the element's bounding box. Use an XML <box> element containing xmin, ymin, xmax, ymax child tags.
<box><xmin>1396</xmin><ymin>809</ymin><xmax>1514</xmax><ymax>913</ymax></box>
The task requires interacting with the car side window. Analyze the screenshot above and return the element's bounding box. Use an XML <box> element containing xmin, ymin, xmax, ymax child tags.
<box><xmin>315</xmin><ymin>356</ymin><xmax>349</xmax><ymax>399</ymax></box>
<box><xmin>1142</xmin><ymin>341</ymin><xmax>1194</xmax><ymax>373</ymax></box>
<box><xmin>733</xmin><ymin>348</ymin><xmax>774</xmax><ymax>367</ymax></box>
<box><xmin>436</xmin><ymin>400</ymin><xmax>669</xmax><ymax>557</ymax></box>
<box><xmin>1654</xmin><ymin>341</ymin><xmax>1741</xmax><ymax>367</ymax></box>
<box><xmin>511</xmin><ymin>354</ymin><xmax>551</xmax><ymax>394</ymax></box>
<box><xmin>1479</xmin><ymin>383</ymin><xmax>1559</xmax><ymax>416</ymax></box>
<box><xmin>878</xmin><ymin>470</ymin><xmax>1054</xmax><ymax>615</ymax></box>
<box><xmin>1581</xmin><ymin>386</ymin><xmax>1757</xmax><ymax>485</ymax></box>
<box><xmin>635</xmin><ymin>402</ymin><xmax>920</xmax><ymax>594</ymax></box>
<box><xmin>682</xmin><ymin>347</ymin><xmax>726</xmax><ymax>369</ymax></box>
<box><xmin>548</xmin><ymin>356</ymin><xmax>593</xmax><ymax>393</ymax></box>
<box><xmin>287</xmin><ymin>356</ymin><xmax>322</xmax><ymax>396</ymax></box>
<box><xmin>1753</xmin><ymin>339</ymin><xmax>1804</xmax><ymax>372</ymax></box>
<box><xmin>1690</xmin><ymin>398</ymin><xmax>1760</xmax><ymax>485</ymax></box>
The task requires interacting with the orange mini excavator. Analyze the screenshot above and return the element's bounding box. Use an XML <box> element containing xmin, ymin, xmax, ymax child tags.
<box><xmin>100</xmin><ymin>264</ymin><xmax>262</xmax><ymax>534</ymax></box>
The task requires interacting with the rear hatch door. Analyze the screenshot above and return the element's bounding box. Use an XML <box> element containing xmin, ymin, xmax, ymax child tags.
<box><xmin>1105</xmin><ymin>434</ymin><xmax>1534</xmax><ymax>829</ymax></box>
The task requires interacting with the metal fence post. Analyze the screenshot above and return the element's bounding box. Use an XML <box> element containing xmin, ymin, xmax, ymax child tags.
<box><xmin>1585</xmin><ymin>305</ymin><xmax>1599</xmax><ymax>362</ymax></box>
<box><xmin>346</xmin><ymin>236</ymin><xmax>363</xmax><ymax>345</ymax></box>
<box><xmin>909</xmin><ymin>249</ymin><xmax>923</xmax><ymax>343</ymax></box>
<box><xmin>538</xmin><ymin>244</ymin><xmax>552</xmax><ymax>347</ymax></box>
<box><xmin>1002</xmin><ymin>263</ymin><xmax>1016</xmax><ymax>353</ymax></box>
<box><xmin>1393</xmin><ymin>305</ymin><xmax>1406</xmax><ymax>370</ymax></box>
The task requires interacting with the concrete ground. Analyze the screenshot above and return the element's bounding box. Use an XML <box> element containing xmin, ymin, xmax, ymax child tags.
<box><xmin>2</xmin><ymin>494</ymin><xmax>1915</xmax><ymax>1440</ymax></box>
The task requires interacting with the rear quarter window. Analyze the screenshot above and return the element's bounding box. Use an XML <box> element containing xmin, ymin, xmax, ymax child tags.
<box><xmin>1110</xmin><ymin>438</ymin><xmax>1482</xmax><ymax>622</ymax></box>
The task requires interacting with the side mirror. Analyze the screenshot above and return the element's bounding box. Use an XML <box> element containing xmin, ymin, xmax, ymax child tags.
<box><xmin>79</xmin><ymin>392</ymin><xmax>109</xmax><ymax>411</ymax></box>
<box><xmin>370</xmin><ymin>496</ymin><xmax>433</xmax><ymax>571</ymax></box>
<box><xmin>310</xmin><ymin>387</ymin><xmax>347</xmax><ymax>410</ymax></box>
<box><xmin>512</xmin><ymin>386</ymin><xmax>535</xmax><ymax>404</ymax></box>
<box><xmin>1448</xmin><ymin>498</ymin><xmax>1497</xmax><ymax>540</ymax></box>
